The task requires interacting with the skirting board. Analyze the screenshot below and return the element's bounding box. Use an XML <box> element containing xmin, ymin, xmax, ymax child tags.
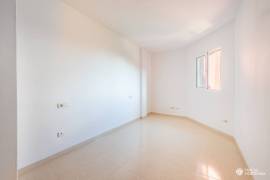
<box><xmin>18</xmin><ymin>113</ymin><xmax>251</xmax><ymax>179</ymax></box>
<box><xmin>18</xmin><ymin>117</ymin><xmax>140</xmax><ymax>176</ymax></box>
<box><xmin>232</xmin><ymin>138</ymin><xmax>253</xmax><ymax>179</ymax></box>
<box><xmin>149</xmin><ymin>112</ymin><xmax>251</xmax><ymax>175</ymax></box>
<box><xmin>149</xmin><ymin>112</ymin><xmax>234</xmax><ymax>140</ymax></box>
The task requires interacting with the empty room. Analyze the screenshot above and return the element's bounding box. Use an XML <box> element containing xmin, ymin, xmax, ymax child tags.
<box><xmin>0</xmin><ymin>0</ymin><xmax>269</xmax><ymax>180</ymax></box>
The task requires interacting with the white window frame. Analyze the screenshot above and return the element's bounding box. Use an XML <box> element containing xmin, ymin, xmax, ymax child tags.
<box><xmin>196</xmin><ymin>55</ymin><xmax>207</xmax><ymax>88</ymax></box>
<box><xmin>196</xmin><ymin>48</ymin><xmax>222</xmax><ymax>91</ymax></box>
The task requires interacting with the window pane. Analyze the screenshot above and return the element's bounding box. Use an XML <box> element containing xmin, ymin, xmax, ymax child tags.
<box><xmin>196</xmin><ymin>55</ymin><xmax>207</xmax><ymax>88</ymax></box>
<box><xmin>208</xmin><ymin>49</ymin><xmax>221</xmax><ymax>90</ymax></box>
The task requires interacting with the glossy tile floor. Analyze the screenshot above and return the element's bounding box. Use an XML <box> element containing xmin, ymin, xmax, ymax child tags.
<box><xmin>19</xmin><ymin>114</ymin><xmax>252</xmax><ymax>180</ymax></box>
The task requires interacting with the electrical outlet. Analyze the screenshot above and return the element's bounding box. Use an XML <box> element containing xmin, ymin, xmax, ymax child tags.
<box><xmin>57</xmin><ymin>103</ymin><xmax>69</xmax><ymax>109</ymax></box>
<box><xmin>223</xmin><ymin>120</ymin><xmax>228</xmax><ymax>124</ymax></box>
<box><xmin>56</xmin><ymin>103</ymin><xmax>64</xmax><ymax>109</ymax></box>
<box><xmin>170</xmin><ymin>107</ymin><xmax>181</xmax><ymax>111</ymax></box>
<box><xmin>57</xmin><ymin>132</ymin><xmax>64</xmax><ymax>138</ymax></box>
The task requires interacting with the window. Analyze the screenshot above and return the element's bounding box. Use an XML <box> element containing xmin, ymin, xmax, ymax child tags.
<box><xmin>196</xmin><ymin>55</ymin><xmax>207</xmax><ymax>88</ymax></box>
<box><xmin>207</xmin><ymin>49</ymin><xmax>221</xmax><ymax>90</ymax></box>
<box><xmin>196</xmin><ymin>49</ymin><xmax>222</xmax><ymax>90</ymax></box>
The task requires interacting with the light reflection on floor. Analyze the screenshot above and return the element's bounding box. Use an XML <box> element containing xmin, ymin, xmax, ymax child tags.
<box><xmin>198</xmin><ymin>163</ymin><xmax>221</xmax><ymax>180</ymax></box>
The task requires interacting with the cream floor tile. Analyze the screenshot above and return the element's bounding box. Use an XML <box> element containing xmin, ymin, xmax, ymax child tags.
<box><xmin>19</xmin><ymin>114</ymin><xmax>252</xmax><ymax>180</ymax></box>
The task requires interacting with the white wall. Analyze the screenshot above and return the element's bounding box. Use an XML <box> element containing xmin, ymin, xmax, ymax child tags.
<box><xmin>151</xmin><ymin>49</ymin><xmax>188</xmax><ymax>116</ymax></box>
<box><xmin>17</xmin><ymin>0</ymin><xmax>141</xmax><ymax>169</ymax></box>
<box><xmin>234</xmin><ymin>0</ymin><xmax>270</xmax><ymax>179</ymax></box>
<box><xmin>140</xmin><ymin>49</ymin><xmax>152</xmax><ymax>117</ymax></box>
<box><xmin>185</xmin><ymin>23</ymin><xmax>235</xmax><ymax>135</ymax></box>
<box><xmin>0</xmin><ymin>0</ymin><xmax>17</xmax><ymax>179</ymax></box>
<box><xmin>151</xmin><ymin>23</ymin><xmax>235</xmax><ymax>135</ymax></box>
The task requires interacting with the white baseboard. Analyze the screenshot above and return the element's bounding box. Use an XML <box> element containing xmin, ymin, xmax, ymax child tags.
<box><xmin>149</xmin><ymin>112</ymin><xmax>251</xmax><ymax>172</ymax></box>
<box><xmin>18</xmin><ymin>117</ymin><xmax>139</xmax><ymax>176</ymax></box>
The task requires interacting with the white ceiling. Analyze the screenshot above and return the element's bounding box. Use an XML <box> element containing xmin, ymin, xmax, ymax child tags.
<box><xmin>63</xmin><ymin>0</ymin><xmax>241</xmax><ymax>51</ymax></box>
